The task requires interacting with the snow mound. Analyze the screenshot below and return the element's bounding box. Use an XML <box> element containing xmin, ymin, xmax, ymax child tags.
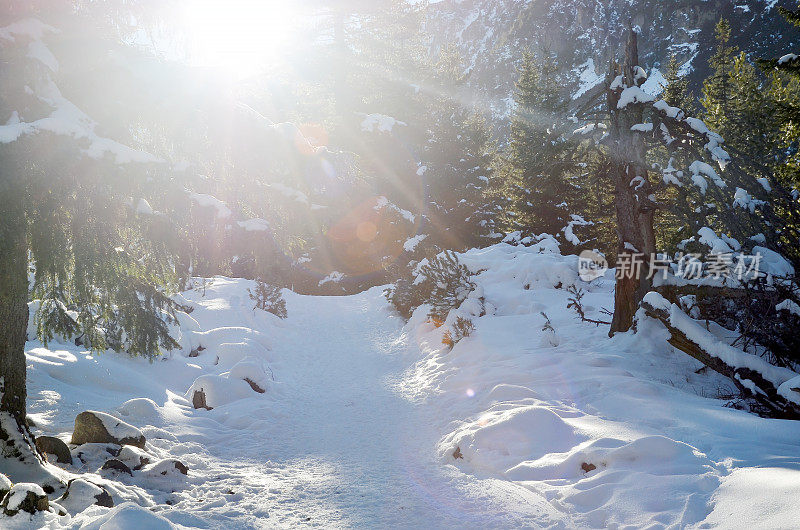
<box><xmin>441</xmin><ymin>406</ymin><xmax>587</xmax><ymax>474</ymax></box>
<box><xmin>75</xmin><ymin>502</ymin><xmax>175</xmax><ymax>530</ymax></box>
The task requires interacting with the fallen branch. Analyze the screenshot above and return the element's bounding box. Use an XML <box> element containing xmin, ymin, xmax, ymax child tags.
<box><xmin>641</xmin><ymin>293</ymin><xmax>800</xmax><ymax>419</ymax></box>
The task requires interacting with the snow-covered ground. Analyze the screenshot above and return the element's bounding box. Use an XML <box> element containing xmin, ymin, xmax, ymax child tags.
<box><xmin>7</xmin><ymin>242</ymin><xmax>800</xmax><ymax>528</ymax></box>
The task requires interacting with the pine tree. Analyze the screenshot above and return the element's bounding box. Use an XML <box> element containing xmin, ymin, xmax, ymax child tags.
<box><xmin>661</xmin><ymin>55</ymin><xmax>695</xmax><ymax>114</ymax></box>
<box><xmin>0</xmin><ymin>5</ymin><xmax>180</xmax><ymax>480</ymax></box>
<box><xmin>700</xmin><ymin>17</ymin><xmax>800</xmax><ymax>268</ymax></box>
<box><xmin>497</xmin><ymin>51</ymin><xmax>582</xmax><ymax>241</ymax></box>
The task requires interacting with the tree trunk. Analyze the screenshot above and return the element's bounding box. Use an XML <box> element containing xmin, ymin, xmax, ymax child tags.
<box><xmin>607</xmin><ymin>28</ymin><xmax>657</xmax><ymax>335</ymax></box>
<box><xmin>641</xmin><ymin>298</ymin><xmax>800</xmax><ymax>419</ymax></box>
<box><xmin>0</xmin><ymin>179</ymin><xmax>39</xmax><ymax>463</ymax></box>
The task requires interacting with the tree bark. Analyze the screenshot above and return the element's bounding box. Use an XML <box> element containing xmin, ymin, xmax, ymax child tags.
<box><xmin>607</xmin><ymin>28</ymin><xmax>657</xmax><ymax>335</ymax></box>
<box><xmin>0</xmin><ymin>177</ymin><xmax>38</xmax><ymax>462</ymax></box>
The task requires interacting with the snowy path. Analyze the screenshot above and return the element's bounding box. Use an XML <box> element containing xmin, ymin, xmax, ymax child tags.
<box><xmin>166</xmin><ymin>287</ymin><xmax>561</xmax><ymax>529</ymax></box>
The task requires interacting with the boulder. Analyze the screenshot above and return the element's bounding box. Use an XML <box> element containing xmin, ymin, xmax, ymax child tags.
<box><xmin>116</xmin><ymin>445</ymin><xmax>151</xmax><ymax>471</ymax></box>
<box><xmin>192</xmin><ymin>389</ymin><xmax>212</xmax><ymax>410</ymax></box>
<box><xmin>71</xmin><ymin>411</ymin><xmax>145</xmax><ymax>449</ymax></box>
<box><xmin>0</xmin><ymin>473</ymin><xmax>11</xmax><ymax>500</ymax></box>
<box><xmin>35</xmin><ymin>435</ymin><xmax>73</xmax><ymax>465</ymax></box>
<box><xmin>144</xmin><ymin>459</ymin><xmax>189</xmax><ymax>477</ymax></box>
<box><xmin>1</xmin><ymin>483</ymin><xmax>49</xmax><ymax>516</ymax></box>
<box><xmin>100</xmin><ymin>459</ymin><xmax>133</xmax><ymax>476</ymax></box>
<box><xmin>57</xmin><ymin>478</ymin><xmax>114</xmax><ymax>514</ymax></box>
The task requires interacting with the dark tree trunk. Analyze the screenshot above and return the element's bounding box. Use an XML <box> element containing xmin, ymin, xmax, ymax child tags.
<box><xmin>0</xmin><ymin>176</ymin><xmax>39</xmax><ymax>462</ymax></box>
<box><xmin>607</xmin><ymin>28</ymin><xmax>657</xmax><ymax>335</ymax></box>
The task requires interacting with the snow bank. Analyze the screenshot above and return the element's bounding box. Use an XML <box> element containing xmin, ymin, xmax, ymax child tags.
<box><xmin>400</xmin><ymin>240</ymin><xmax>800</xmax><ymax>528</ymax></box>
<box><xmin>75</xmin><ymin>502</ymin><xmax>175</xmax><ymax>530</ymax></box>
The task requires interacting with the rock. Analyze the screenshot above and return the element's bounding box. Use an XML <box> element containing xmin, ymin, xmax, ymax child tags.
<box><xmin>71</xmin><ymin>411</ymin><xmax>145</xmax><ymax>449</ymax></box>
<box><xmin>144</xmin><ymin>459</ymin><xmax>189</xmax><ymax>477</ymax></box>
<box><xmin>57</xmin><ymin>478</ymin><xmax>114</xmax><ymax>514</ymax></box>
<box><xmin>35</xmin><ymin>436</ymin><xmax>73</xmax><ymax>465</ymax></box>
<box><xmin>0</xmin><ymin>473</ymin><xmax>11</xmax><ymax>500</ymax></box>
<box><xmin>192</xmin><ymin>389</ymin><xmax>212</xmax><ymax>410</ymax></box>
<box><xmin>244</xmin><ymin>378</ymin><xmax>266</xmax><ymax>394</ymax></box>
<box><xmin>1</xmin><ymin>483</ymin><xmax>49</xmax><ymax>516</ymax></box>
<box><xmin>116</xmin><ymin>445</ymin><xmax>151</xmax><ymax>471</ymax></box>
<box><xmin>100</xmin><ymin>459</ymin><xmax>133</xmax><ymax>476</ymax></box>
<box><xmin>452</xmin><ymin>446</ymin><xmax>463</xmax><ymax>460</ymax></box>
<box><xmin>581</xmin><ymin>462</ymin><xmax>597</xmax><ymax>473</ymax></box>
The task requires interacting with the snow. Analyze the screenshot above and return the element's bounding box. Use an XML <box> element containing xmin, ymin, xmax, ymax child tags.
<box><xmin>778</xmin><ymin>53</ymin><xmax>798</xmax><ymax>65</ymax></box>
<box><xmin>187</xmin><ymin>192</ymin><xmax>232</xmax><ymax>219</ymax></box>
<box><xmin>11</xmin><ymin>244</ymin><xmax>800</xmax><ymax>528</ymax></box>
<box><xmin>0</xmin><ymin>21</ymin><xmax>159</xmax><ymax>165</ymax></box>
<box><xmin>5</xmin><ymin>483</ymin><xmax>45</xmax><ymax>511</ymax></box>
<box><xmin>88</xmin><ymin>410</ymin><xmax>144</xmax><ymax>443</ymax></box>
<box><xmin>572</xmin><ymin>58</ymin><xmax>603</xmax><ymax>99</ymax></box>
<box><xmin>77</xmin><ymin>502</ymin><xmax>176</xmax><ymax>529</ymax></box>
<box><xmin>318</xmin><ymin>271</ymin><xmax>344</xmax><ymax>287</ymax></box>
<box><xmin>776</xmin><ymin>299</ymin><xmax>800</xmax><ymax>317</ymax></box>
<box><xmin>236</xmin><ymin>218</ymin><xmax>270</xmax><ymax>232</ymax></box>
<box><xmin>360</xmin><ymin>113</ymin><xmax>407</xmax><ymax>133</ymax></box>
<box><xmin>732</xmin><ymin>187</ymin><xmax>765</xmax><ymax>213</ymax></box>
<box><xmin>645</xmin><ymin>292</ymin><xmax>800</xmax><ymax>395</ymax></box>
<box><xmin>403</xmin><ymin>234</ymin><xmax>428</xmax><ymax>252</ymax></box>
<box><xmin>269</xmin><ymin>183</ymin><xmax>309</xmax><ymax>205</ymax></box>
<box><xmin>698</xmin><ymin>227</ymin><xmax>734</xmax><ymax>254</ymax></box>
<box><xmin>374</xmin><ymin>195</ymin><xmax>416</xmax><ymax>223</ymax></box>
<box><xmin>617</xmin><ymin>86</ymin><xmax>655</xmax><ymax>108</ymax></box>
<box><xmin>653</xmin><ymin>99</ymin><xmax>683</xmax><ymax>119</ymax></box>
<box><xmin>135</xmin><ymin>198</ymin><xmax>154</xmax><ymax>216</ymax></box>
<box><xmin>753</xmin><ymin>246</ymin><xmax>795</xmax><ymax>277</ymax></box>
<box><xmin>640</xmin><ymin>67</ymin><xmax>666</xmax><ymax>96</ymax></box>
<box><xmin>689</xmin><ymin>161</ymin><xmax>725</xmax><ymax>194</ymax></box>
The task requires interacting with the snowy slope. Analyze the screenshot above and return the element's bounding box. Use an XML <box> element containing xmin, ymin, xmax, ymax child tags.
<box><xmin>423</xmin><ymin>0</ymin><xmax>800</xmax><ymax>119</ymax></box>
<box><xmin>6</xmin><ymin>243</ymin><xmax>800</xmax><ymax>527</ymax></box>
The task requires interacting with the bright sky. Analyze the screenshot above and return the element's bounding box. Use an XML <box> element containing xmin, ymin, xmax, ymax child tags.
<box><xmin>179</xmin><ymin>0</ymin><xmax>300</xmax><ymax>75</ymax></box>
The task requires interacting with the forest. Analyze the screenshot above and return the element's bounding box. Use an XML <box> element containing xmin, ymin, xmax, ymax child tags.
<box><xmin>1</xmin><ymin>0</ymin><xmax>800</xmax><ymax>528</ymax></box>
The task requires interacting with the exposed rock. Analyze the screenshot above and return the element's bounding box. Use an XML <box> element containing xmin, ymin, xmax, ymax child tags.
<box><xmin>452</xmin><ymin>446</ymin><xmax>463</xmax><ymax>460</ymax></box>
<box><xmin>1</xmin><ymin>483</ymin><xmax>49</xmax><ymax>516</ymax></box>
<box><xmin>192</xmin><ymin>389</ymin><xmax>212</xmax><ymax>410</ymax></box>
<box><xmin>581</xmin><ymin>462</ymin><xmax>597</xmax><ymax>473</ymax></box>
<box><xmin>71</xmin><ymin>411</ymin><xmax>145</xmax><ymax>448</ymax></box>
<box><xmin>144</xmin><ymin>459</ymin><xmax>189</xmax><ymax>477</ymax></box>
<box><xmin>116</xmin><ymin>445</ymin><xmax>151</xmax><ymax>471</ymax></box>
<box><xmin>57</xmin><ymin>478</ymin><xmax>114</xmax><ymax>514</ymax></box>
<box><xmin>100</xmin><ymin>459</ymin><xmax>133</xmax><ymax>476</ymax></box>
<box><xmin>244</xmin><ymin>377</ymin><xmax>266</xmax><ymax>394</ymax></box>
<box><xmin>0</xmin><ymin>473</ymin><xmax>11</xmax><ymax>500</ymax></box>
<box><xmin>35</xmin><ymin>435</ymin><xmax>73</xmax><ymax>465</ymax></box>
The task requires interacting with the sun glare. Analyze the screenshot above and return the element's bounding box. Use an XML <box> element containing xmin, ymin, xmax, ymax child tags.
<box><xmin>181</xmin><ymin>0</ymin><xmax>297</xmax><ymax>75</ymax></box>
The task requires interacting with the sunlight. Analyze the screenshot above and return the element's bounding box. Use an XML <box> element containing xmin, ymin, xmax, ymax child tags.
<box><xmin>181</xmin><ymin>0</ymin><xmax>297</xmax><ymax>74</ymax></box>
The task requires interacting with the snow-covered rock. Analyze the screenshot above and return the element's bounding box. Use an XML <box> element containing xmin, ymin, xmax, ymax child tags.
<box><xmin>71</xmin><ymin>411</ymin><xmax>146</xmax><ymax>449</ymax></box>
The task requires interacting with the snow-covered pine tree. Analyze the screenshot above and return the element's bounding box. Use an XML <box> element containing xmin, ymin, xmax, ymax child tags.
<box><xmin>0</xmin><ymin>5</ymin><xmax>179</xmax><ymax>479</ymax></box>
<box><xmin>574</xmin><ymin>26</ymin><xmax>732</xmax><ymax>334</ymax></box>
<box><xmin>701</xmin><ymin>18</ymin><xmax>800</xmax><ymax>269</ymax></box>
<box><xmin>497</xmin><ymin>51</ymin><xmax>583</xmax><ymax>241</ymax></box>
<box><xmin>420</xmin><ymin>49</ymin><xmax>499</xmax><ymax>250</ymax></box>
